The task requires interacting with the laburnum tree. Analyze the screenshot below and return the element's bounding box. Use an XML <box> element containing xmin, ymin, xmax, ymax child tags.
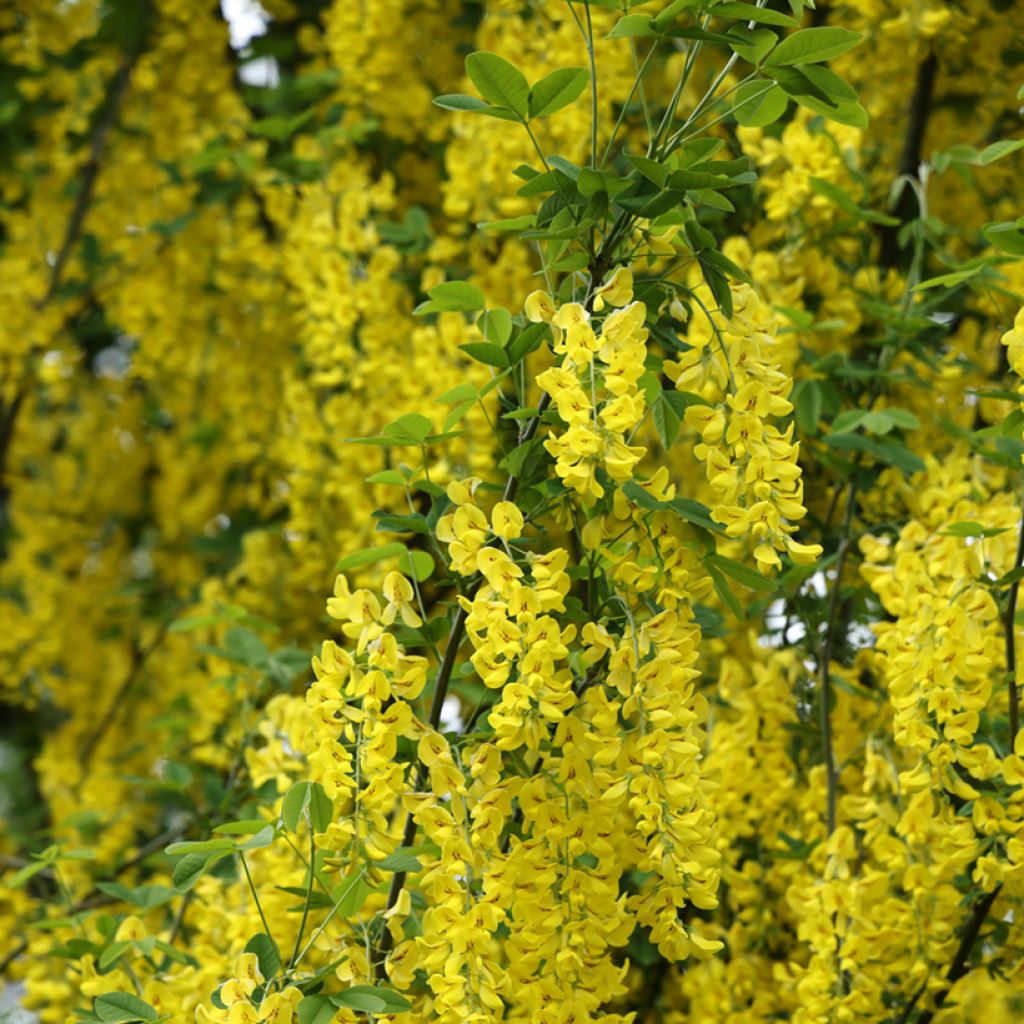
<box><xmin>2</xmin><ymin>1</ymin><xmax>1024</xmax><ymax>1022</ymax></box>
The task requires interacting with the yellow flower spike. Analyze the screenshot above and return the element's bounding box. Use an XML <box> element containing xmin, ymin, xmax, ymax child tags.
<box><xmin>552</xmin><ymin>301</ymin><xmax>589</xmax><ymax>332</ymax></box>
<box><xmin>490</xmin><ymin>500</ymin><xmax>524</xmax><ymax>540</ymax></box>
<box><xmin>684</xmin><ymin>404</ymin><xmax>726</xmax><ymax>443</ymax></box>
<box><xmin>593</xmin><ymin>267</ymin><xmax>633</xmax><ymax>311</ymax></box>
<box><xmin>669</xmin><ymin>296</ymin><xmax>689</xmax><ymax>322</ymax></box>
<box><xmin>524</xmin><ymin>289</ymin><xmax>556</xmax><ymax>323</ymax></box>
<box><xmin>381</xmin><ymin>570</ymin><xmax>422</xmax><ymax>627</ymax></box>
<box><xmin>227</xmin><ymin>1003</ymin><xmax>258</xmax><ymax>1024</ymax></box>
<box><xmin>220</xmin><ymin>980</ymin><xmax>247</xmax><ymax>1006</ymax></box>
<box><xmin>580</xmin><ymin>516</ymin><xmax>604</xmax><ymax>551</ymax></box>
<box><xmin>786</xmin><ymin>536</ymin><xmax>823</xmax><ymax>565</ymax></box>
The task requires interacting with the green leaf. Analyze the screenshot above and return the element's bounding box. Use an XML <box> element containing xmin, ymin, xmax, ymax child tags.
<box><xmin>792</xmin><ymin>380</ymin><xmax>823</xmax><ymax>435</ymax></box>
<box><xmin>399</xmin><ymin>550</ymin><xmax>434</xmax><ymax>582</ymax></box>
<box><xmin>528</xmin><ymin>67</ymin><xmax>588</xmax><ymax>119</ymax></box>
<box><xmin>94</xmin><ymin>993</ymin><xmax>159</xmax><ymax>1023</ymax></box>
<box><xmin>334</xmin><ymin>872</ymin><xmax>374</xmax><ymax>918</ymax></box>
<box><xmin>248</xmin><ymin>109</ymin><xmax>315</xmax><ymax>142</ymax></box>
<box><xmin>297</xmin><ymin>995</ymin><xmax>338</xmax><ymax>1024</ymax></box>
<box><xmin>652</xmin><ymin>0</ymin><xmax>703</xmax><ymax>30</ymax></box>
<box><xmin>213</xmin><ymin>819</ymin><xmax>271</xmax><ymax>836</ymax></box>
<box><xmin>701</xmin><ymin>246</ymin><xmax>753</xmax><ymax>286</ymax></box>
<box><xmin>765</xmin><ymin>27</ymin><xmax>862</xmax><ymax>67</ymax></box>
<box><xmin>478</xmin><ymin>307</ymin><xmax>513</xmax><ymax>345</ymax></box>
<box><xmin>443</xmin><ymin>399</ymin><xmax>476</xmax><ymax>432</ymax></box>
<box><xmin>384</xmin><ymin>413</ymin><xmax>434</xmax><ymax>443</ymax></box>
<box><xmin>432</xmin><ymin>93</ymin><xmax>489</xmax><ymax>113</ymax></box>
<box><xmin>333</xmin><ymin>986</ymin><xmax>412</xmax><ymax>1014</ymax></box>
<box><xmin>282</xmin><ymin>781</ymin><xmax>311</xmax><ymax>832</ymax></box>
<box><xmin>830</xmin><ymin>409</ymin><xmax>868</xmax><ymax>434</ymax></box>
<box><xmin>308</xmin><ymin>782</ymin><xmax>334</xmax><ymax>833</ymax></box>
<box><xmin>477</xmin><ymin>214</ymin><xmax>537</xmax><ymax>233</ymax></box>
<box><xmin>335</xmin><ymin>542</ymin><xmax>407</xmax><ymax>572</ymax></box>
<box><xmin>773</xmin><ymin>65</ymin><xmax>867</xmax><ymax>128</ymax></box>
<box><xmin>165</xmin><ymin>838</ymin><xmax>235</xmax><ymax>857</ymax></box>
<box><xmin>941</xmin><ymin>522</ymin><xmax>1010</xmax><ymax>539</ymax></box>
<box><xmin>809</xmin><ymin>177</ymin><xmax>898</xmax><ymax>225</ymax></box>
<box><xmin>653</xmin><ymin>391</ymin><xmax>684</xmax><ymax>449</ymax></box>
<box><xmin>705</xmin><ymin>554</ymin><xmax>777</xmax><ymax>592</ymax></box>
<box><xmin>459</xmin><ymin>343</ymin><xmax>510</xmax><ymax>368</ymax></box>
<box><xmin>7</xmin><ymin>858</ymin><xmax>50</xmax><ymax>888</ymax></box>
<box><xmin>473</xmin><ymin>105</ymin><xmax>522</xmax><ymax>123</ymax></box>
<box><xmin>712</xmin><ymin>2</ymin><xmax>798</xmax><ymax>27</ymax></box>
<box><xmin>366</xmin><ymin>470</ymin><xmax>408</xmax><ymax>486</ymax></box>
<box><xmin>979</xmin><ymin>139</ymin><xmax>1024</xmax><ymax>165</ymax></box>
<box><xmin>621</xmin><ymin>480</ymin><xmax>664</xmax><ymax>511</ymax></box>
<box><xmin>733</xmin><ymin>81</ymin><xmax>788</xmax><ymax>127</ymax></box>
<box><xmin>466</xmin><ymin>51</ymin><xmax>529</xmax><ymax>119</ymax></box>
<box><xmin>668</xmin><ymin>169</ymin><xmax>731</xmax><ymax>190</ymax></box>
<box><xmin>669</xmin><ymin>497</ymin><xmax>723</xmax><ymax>533</ymax></box>
<box><xmin>378</xmin><ymin>849</ymin><xmax>423</xmax><ymax>873</ymax></box>
<box><xmin>172</xmin><ymin>852</ymin><xmax>211</xmax><ymax>892</ymax></box>
<box><xmin>420</xmin><ymin>280</ymin><xmax>486</xmax><ymax>314</ymax></box>
<box><xmin>221</xmin><ymin>626</ymin><xmax>268</xmax><ymax>668</ymax></box>
<box><xmin>239</xmin><ymin>825</ymin><xmax>276</xmax><ymax>851</ymax></box>
<box><xmin>98</xmin><ymin>941</ymin><xmax>132</xmax><ymax>970</ymax></box>
<box><xmin>627</xmin><ymin>154</ymin><xmax>670</xmax><ymax>187</ymax></box>
<box><xmin>517</xmin><ymin>169</ymin><xmax>575</xmax><ymax>197</ymax></box>
<box><xmin>707</xmin><ymin>563</ymin><xmax>743</xmax><ymax>619</ymax></box>
<box><xmin>823</xmin><ymin>432</ymin><xmax>926</xmax><ymax>473</ymax></box>
<box><xmin>914</xmin><ymin>267</ymin><xmax>984</xmax><ymax>291</ymax></box>
<box><xmin>878</xmin><ymin>408</ymin><xmax>920</xmax><ymax>431</ymax></box>
<box><xmin>983</xmin><ymin>221</ymin><xmax>1024</xmax><ymax>257</ymax></box>
<box><xmin>729</xmin><ymin>26</ymin><xmax>778</xmax><ymax>66</ymax></box>
<box><xmin>244</xmin><ymin>932</ymin><xmax>282</xmax><ymax>981</ymax></box>
<box><xmin>507</xmin><ymin>322</ymin><xmax>550</xmax><ymax>364</ymax></box>
<box><xmin>607</xmin><ymin>13</ymin><xmax>658</xmax><ymax>39</ymax></box>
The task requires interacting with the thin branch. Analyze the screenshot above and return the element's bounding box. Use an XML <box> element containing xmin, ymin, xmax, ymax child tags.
<box><xmin>879</xmin><ymin>52</ymin><xmax>937</xmax><ymax>267</ymax></box>
<box><xmin>1004</xmin><ymin>508</ymin><xmax>1024</xmax><ymax>746</ymax></box>
<box><xmin>818</xmin><ymin>480</ymin><xmax>858</xmax><ymax>835</ymax></box>
<box><xmin>582</xmin><ymin>2</ymin><xmax>599</xmax><ymax>168</ymax></box>
<box><xmin>40</xmin><ymin>45</ymin><xmax>145</xmax><ymax>308</ymax></box>
<box><xmin>375</xmin><ymin>246</ymin><xmax>615</xmax><ymax>975</ymax></box>
<box><xmin>897</xmin><ymin>887</ymin><xmax>1000</xmax><ymax>1024</ymax></box>
<box><xmin>79</xmin><ymin>621</ymin><xmax>172</xmax><ymax>765</ymax></box>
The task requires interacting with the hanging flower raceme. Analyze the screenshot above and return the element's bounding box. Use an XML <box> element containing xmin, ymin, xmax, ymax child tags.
<box><xmin>666</xmin><ymin>280</ymin><xmax>821</xmax><ymax>573</ymax></box>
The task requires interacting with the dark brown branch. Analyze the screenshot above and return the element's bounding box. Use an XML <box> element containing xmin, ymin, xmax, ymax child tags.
<box><xmin>0</xmin><ymin>388</ymin><xmax>26</xmax><ymax>558</ymax></box>
<box><xmin>818</xmin><ymin>481</ymin><xmax>857</xmax><ymax>835</ymax></box>
<box><xmin>375</xmin><ymin>390</ymin><xmax>554</xmax><ymax>976</ymax></box>
<box><xmin>1</xmin><ymin>26</ymin><xmax>146</xmax><ymax>557</ymax></box>
<box><xmin>79</xmin><ymin>621</ymin><xmax>171</xmax><ymax>765</ymax></box>
<box><xmin>40</xmin><ymin>46</ymin><xmax>143</xmax><ymax>308</ymax></box>
<box><xmin>879</xmin><ymin>52</ymin><xmax>938</xmax><ymax>267</ymax></box>
<box><xmin>1004</xmin><ymin>512</ymin><xmax>1024</xmax><ymax>745</ymax></box>
<box><xmin>898</xmin><ymin>886</ymin><xmax>1000</xmax><ymax>1024</ymax></box>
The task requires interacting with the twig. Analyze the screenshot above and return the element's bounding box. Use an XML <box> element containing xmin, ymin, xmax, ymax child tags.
<box><xmin>79</xmin><ymin>621</ymin><xmax>172</xmax><ymax>766</ymax></box>
<box><xmin>879</xmin><ymin>52</ymin><xmax>937</xmax><ymax>267</ymax></box>
<box><xmin>40</xmin><ymin>47</ymin><xmax>143</xmax><ymax>308</ymax></box>
<box><xmin>1004</xmin><ymin>509</ymin><xmax>1024</xmax><ymax>745</ymax></box>
<box><xmin>582</xmin><ymin>2</ymin><xmax>598</xmax><ymax>169</ymax></box>
<box><xmin>818</xmin><ymin>481</ymin><xmax>858</xmax><ymax>835</ymax></box>
<box><xmin>897</xmin><ymin>887</ymin><xmax>1000</xmax><ymax>1024</ymax></box>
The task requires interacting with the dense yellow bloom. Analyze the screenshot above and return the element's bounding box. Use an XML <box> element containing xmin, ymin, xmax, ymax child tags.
<box><xmin>4</xmin><ymin>2</ymin><xmax>1024</xmax><ymax>1023</ymax></box>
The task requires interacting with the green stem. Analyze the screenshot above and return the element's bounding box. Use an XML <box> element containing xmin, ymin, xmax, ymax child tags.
<box><xmin>819</xmin><ymin>480</ymin><xmax>858</xmax><ymax>836</ymax></box>
<box><xmin>601</xmin><ymin>40</ymin><xmax>656</xmax><ymax>167</ymax></box>
<box><xmin>583</xmin><ymin>2</ymin><xmax>599</xmax><ymax>168</ymax></box>
<box><xmin>292</xmin><ymin>869</ymin><xmax>368</xmax><ymax>968</ymax></box>
<box><xmin>240</xmin><ymin>852</ymin><xmax>282</xmax><ymax>970</ymax></box>
<box><xmin>288</xmin><ymin>823</ymin><xmax>317</xmax><ymax>970</ymax></box>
